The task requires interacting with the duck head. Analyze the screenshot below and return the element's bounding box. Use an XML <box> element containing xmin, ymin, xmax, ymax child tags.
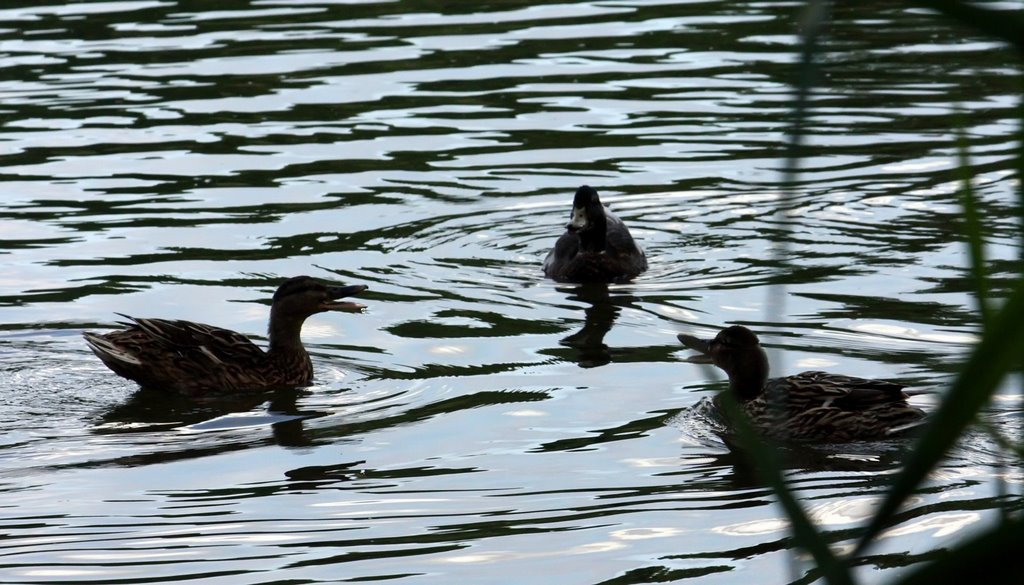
<box><xmin>566</xmin><ymin>185</ymin><xmax>608</xmax><ymax>250</ymax></box>
<box><xmin>271</xmin><ymin>276</ymin><xmax>368</xmax><ymax>320</ymax></box>
<box><xmin>679</xmin><ymin>325</ymin><xmax>769</xmax><ymax>401</ymax></box>
<box><xmin>265</xmin><ymin>275</ymin><xmax>367</xmax><ymax>355</ymax></box>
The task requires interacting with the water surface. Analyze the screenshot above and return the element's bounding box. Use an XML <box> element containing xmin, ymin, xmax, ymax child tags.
<box><xmin>1</xmin><ymin>1</ymin><xmax>1021</xmax><ymax>583</ymax></box>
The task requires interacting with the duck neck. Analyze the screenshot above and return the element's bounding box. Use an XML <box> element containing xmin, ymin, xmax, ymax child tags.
<box><xmin>727</xmin><ymin>348</ymin><xmax>769</xmax><ymax>402</ymax></box>
<box><xmin>578</xmin><ymin>206</ymin><xmax>607</xmax><ymax>252</ymax></box>
<box><xmin>267</xmin><ymin>308</ymin><xmax>311</xmax><ymax>358</ymax></box>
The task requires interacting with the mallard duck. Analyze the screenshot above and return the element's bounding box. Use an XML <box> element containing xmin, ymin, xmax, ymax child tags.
<box><xmin>83</xmin><ymin>276</ymin><xmax>368</xmax><ymax>396</ymax></box>
<box><xmin>543</xmin><ymin>185</ymin><xmax>648</xmax><ymax>283</ymax></box>
<box><xmin>678</xmin><ymin>325</ymin><xmax>927</xmax><ymax>442</ymax></box>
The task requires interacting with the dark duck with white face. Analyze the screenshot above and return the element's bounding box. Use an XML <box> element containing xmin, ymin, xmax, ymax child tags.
<box><xmin>543</xmin><ymin>185</ymin><xmax>648</xmax><ymax>283</ymax></box>
<box><xmin>83</xmin><ymin>276</ymin><xmax>368</xmax><ymax>396</ymax></box>
<box><xmin>678</xmin><ymin>325</ymin><xmax>927</xmax><ymax>442</ymax></box>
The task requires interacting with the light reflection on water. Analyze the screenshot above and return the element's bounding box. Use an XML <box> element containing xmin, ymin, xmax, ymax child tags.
<box><xmin>1</xmin><ymin>0</ymin><xmax>1021</xmax><ymax>583</ymax></box>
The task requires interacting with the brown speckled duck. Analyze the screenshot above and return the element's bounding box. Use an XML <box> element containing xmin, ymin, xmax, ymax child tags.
<box><xmin>83</xmin><ymin>276</ymin><xmax>367</xmax><ymax>396</ymax></box>
<box><xmin>678</xmin><ymin>325</ymin><xmax>927</xmax><ymax>442</ymax></box>
<box><xmin>543</xmin><ymin>185</ymin><xmax>647</xmax><ymax>283</ymax></box>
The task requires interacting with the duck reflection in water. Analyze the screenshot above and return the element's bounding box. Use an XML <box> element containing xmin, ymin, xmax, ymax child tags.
<box><xmin>97</xmin><ymin>386</ymin><xmax>326</xmax><ymax>449</ymax></box>
<box><xmin>677</xmin><ymin>438</ymin><xmax>923</xmax><ymax>489</ymax></box>
<box><xmin>554</xmin><ymin>283</ymin><xmax>638</xmax><ymax>368</ymax></box>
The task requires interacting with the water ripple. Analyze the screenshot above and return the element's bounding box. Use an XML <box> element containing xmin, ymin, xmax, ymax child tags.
<box><xmin>1</xmin><ymin>1</ymin><xmax>1020</xmax><ymax>583</ymax></box>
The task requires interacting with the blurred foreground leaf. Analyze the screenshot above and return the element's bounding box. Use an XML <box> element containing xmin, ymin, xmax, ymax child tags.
<box><xmin>854</xmin><ymin>278</ymin><xmax>1024</xmax><ymax>553</ymax></box>
<box><xmin>954</xmin><ymin>122</ymin><xmax>991</xmax><ymax>326</ymax></box>
<box><xmin>718</xmin><ymin>394</ymin><xmax>854</xmax><ymax>585</ymax></box>
<box><xmin>916</xmin><ymin>0</ymin><xmax>1024</xmax><ymax>55</ymax></box>
<box><xmin>893</xmin><ymin>515</ymin><xmax>1024</xmax><ymax>585</ymax></box>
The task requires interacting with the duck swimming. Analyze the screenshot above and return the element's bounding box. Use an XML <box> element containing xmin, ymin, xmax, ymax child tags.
<box><xmin>543</xmin><ymin>185</ymin><xmax>647</xmax><ymax>283</ymax></box>
<box><xmin>678</xmin><ymin>325</ymin><xmax>927</xmax><ymax>442</ymax></box>
<box><xmin>83</xmin><ymin>276</ymin><xmax>367</xmax><ymax>396</ymax></box>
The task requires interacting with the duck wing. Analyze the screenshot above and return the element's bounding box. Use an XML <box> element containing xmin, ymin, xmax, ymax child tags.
<box><xmin>118</xmin><ymin>315</ymin><xmax>266</xmax><ymax>364</ymax></box>
<box><xmin>771</xmin><ymin>371</ymin><xmax>910</xmax><ymax>412</ymax></box>
<box><xmin>84</xmin><ymin>315</ymin><xmax>271</xmax><ymax>393</ymax></box>
<box><xmin>603</xmin><ymin>209</ymin><xmax>645</xmax><ymax>257</ymax></box>
<box><xmin>543</xmin><ymin>231</ymin><xmax>581</xmax><ymax>278</ymax></box>
<box><xmin>750</xmin><ymin>371</ymin><xmax>926</xmax><ymax>441</ymax></box>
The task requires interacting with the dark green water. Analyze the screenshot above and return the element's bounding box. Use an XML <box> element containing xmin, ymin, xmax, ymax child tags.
<box><xmin>1</xmin><ymin>1</ymin><xmax>1020</xmax><ymax>583</ymax></box>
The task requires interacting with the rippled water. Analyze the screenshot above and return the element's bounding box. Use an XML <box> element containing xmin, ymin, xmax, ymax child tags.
<box><xmin>1</xmin><ymin>1</ymin><xmax>1021</xmax><ymax>583</ymax></box>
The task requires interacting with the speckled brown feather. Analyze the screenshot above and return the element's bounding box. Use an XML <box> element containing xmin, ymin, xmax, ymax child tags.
<box><xmin>720</xmin><ymin>371</ymin><xmax>926</xmax><ymax>441</ymax></box>
<box><xmin>84</xmin><ymin>317</ymin><xmax>294</xmax><ymax>395</ymax></box>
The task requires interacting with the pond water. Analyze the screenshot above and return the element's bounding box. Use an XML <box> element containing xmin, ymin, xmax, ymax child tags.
<box><xmin>1</xmin><ymin>1</ymin><xmax>1021</xmax><ymax>583</ymax></box>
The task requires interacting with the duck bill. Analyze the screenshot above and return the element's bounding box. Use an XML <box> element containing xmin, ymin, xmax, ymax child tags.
<box><xmin>566</xmin><ymin>206</ymin><xmax>587</xmax><ymax>232</ymax></box>
<box><xmin>677</xmin><ymin>333</ymin><xmax>714</xmax><ymax>364</ymax></box>
<box><xmin>321</xmin><ymin>284</ymin><xmax>369</xmax><ymax>312</ymax></box>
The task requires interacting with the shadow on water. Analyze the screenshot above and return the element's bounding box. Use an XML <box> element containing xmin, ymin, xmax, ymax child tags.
<box><xmin>61</xmin><ymin>379</ymin><xmax>554</xmax><ymax>472</ymax></box>
<box><xmin>542</xmin><ymin>283</ymin><xmax>641</xmax><ymax>368</ymax></box>
<box><xmin>301</xmin><ymin>388</ymin><xmax>553</xmax><ymax>443</ymax></box>
<box><xmin>719</xmin><ymin>439</ymin><xmax>926</xmax><ymax>488</ymax></box>
<box><xmin>96</xmin><ymin>386</ymin><xmax>327</xmax><ymax>443</ymax></box>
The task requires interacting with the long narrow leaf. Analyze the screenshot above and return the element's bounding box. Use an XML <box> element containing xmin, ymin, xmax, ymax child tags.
<box><xmin>854</xmin><ymin>279</ymin><xmax>1024</xmax><ymax>553</ymax></box>
<box><xmin>1019</xmin><ymin>76</ymin><xmax>1024</xmax><ymax>246</ymax></box>
<box><xmin>770</xmin><ymin>0</ymin><xmax>829</xmax><ymax>322</ymax></box>
<box><xmin>916</xmin><ymin>0</ymin><xmax>1024</xmax><ymax>56</ymax></box>
<box><xmin>892</xmin><ymin>515</ymin><xmax>1024</xmax><ymax>585</ymax></box>
<box><xmin>954</xmin><ymin>120</ymin><xmax>991</xmax><ymax>327</ymax></box>
<box><xmin>718</xmin><ymin>394</ymin><xmax>853</xmax><ymax>585</ymax></box>
<box><xmin>762</xmin><ymin>5</ymin><xmax>847</xmax><ymax>580</ymax></box>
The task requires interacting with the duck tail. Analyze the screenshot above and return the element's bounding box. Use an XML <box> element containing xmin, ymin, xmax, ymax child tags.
<box><xmin>902</xmin><ymin>389</ymin><xmax>940</xmax><ymax>397</ymax></box>
<box><xmin>885</xmin><ymin>418</ymin><xmax>929</xmax><ymax>437</ymax></box>
<box><xmin>83</xmin><ymin>332</ymin><xmax>142</xmax><ymax>366</ymax></box>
